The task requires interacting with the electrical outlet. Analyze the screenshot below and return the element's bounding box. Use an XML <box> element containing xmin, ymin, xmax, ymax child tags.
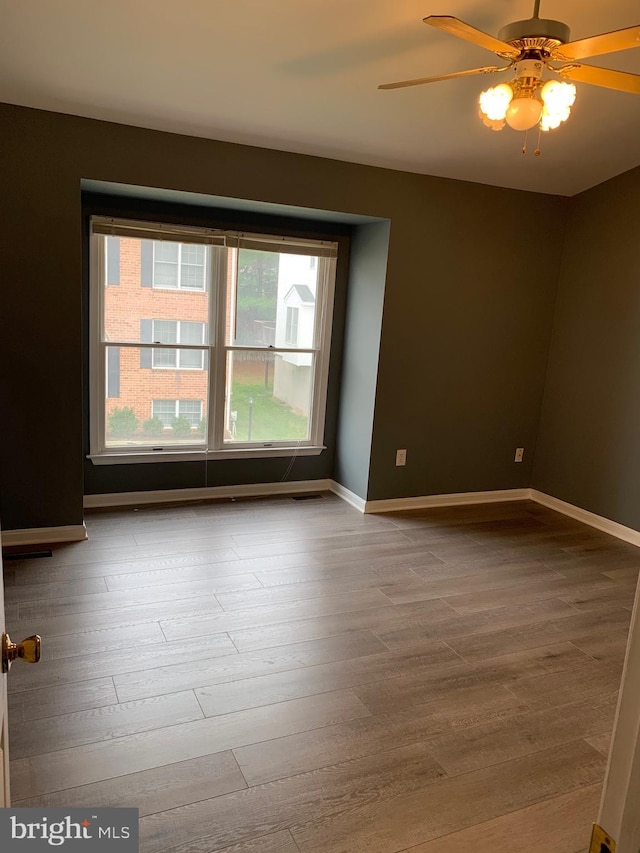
<box><xmin>514</xmin><ymin>447</ymin><xmax>524</xmax><ymax>463</ymax></box>
<box><xmin>396</xmin><ymin>449</ymin><xmax>407</xmax><ymax>466</ymax></box>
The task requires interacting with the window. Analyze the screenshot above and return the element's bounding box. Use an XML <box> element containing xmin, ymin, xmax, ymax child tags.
<box><xmin>90</xmin><ymin>217</ymin><xmax>338</xmax><ymax>461</ymax></box>
<box><xmin>152</xmin><ymin>400</ymin><xmax>203</xmax><ymax>428</ymax></box>
<box><xmin>285</xmin><ymin>307</ymin><xmax>299</xmax><ymax>346</ymax></box>
<box><xmin>151</xmin><ymin>320</ymin><xmax>205</xmax><ymax>369</ymax></box>
<box><xmin>153</xmin><ymin>242</ymin><xmax>205</xmax><ymax>290</ymax></box>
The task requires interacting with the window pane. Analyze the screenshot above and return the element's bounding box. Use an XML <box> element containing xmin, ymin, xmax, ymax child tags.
<box><xmin>232</xmin><ymin>250</ymin><xmax>319</xmax><ymax>348</ymax></box>
<box><xmin>179</xmin><ymin>322</ymin><xmax>204</xmax><ymax>345</ymax></box>
<box><xmin>285</xmin><ymin>306</ymin><xmax>299</xmax><ymax>346</ymax></box>
<box><xmin>154</xmin><ymin>263</ymin><xmax>179</xmax><ymax>289</ymax></box>
<box><xmin>154</xmin><ymin>242</ymin><xmax>179</xmax><ymax>289</ymax></box>
<box><xmin>102</xmin><ymin>236</ymin><xmax>212</xmax><ymax>344</ymax></box>
<box><xmin>233</xmin><ymin>249</ymin><xmax>278</xmax><ymax>346</ymax></box>
<box><xmin>178</xmin><ymin>349</ymin><xmax>204</xmax><ymax>369</ymax></box>
<box><xmin>178</xmin><ymin>400</ymin><xmax>203</xmax><ymax>426</ymax></box>
<box><xmin>155</xmin><ymin>243</ymin><xmax>179</xmax><ymax>262</ymax></box>
<box><xmin>105</xmin><ymin>347</ymin><xmax>207</xmax><ymax>447</ymax></box>
<box><xmin>224</xmin><ymin>350</ymin><xmax>311</xmax><ymax>443</ymax></box>
<box><xmin>176</xmin><ymin>321</ymin><xmax>204</xmax><ymax>369</ymax></box>
<box><xmin>152</xmin><ymin>348</ymin><xmax>177</xmax><ymax>369</ymax></box>
<box><xmin>153</xmin><ymin>320</ymin><xmax>177</xmax><ymax>344</ymax></box>
<box><xmin>180</xmin><ymin>245</ymin><xmax>206</xmax><ymax>290</ymax></box>
<box><xmin>152</xmin><ymin>400</ymin><xmax>176</xmax><ymax>426</ymax></box>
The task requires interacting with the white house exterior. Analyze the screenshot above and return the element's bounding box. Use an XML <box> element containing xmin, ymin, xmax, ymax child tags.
<box><xmin>273</xmin><ymin>253</ymin><xmax>318</xmax><ymax>417</ymax></box>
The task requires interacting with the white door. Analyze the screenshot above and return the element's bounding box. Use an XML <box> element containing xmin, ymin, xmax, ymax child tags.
<box><xmin>0</xmin><ymin>541</ymin><xmax>41</xmax><ymax>807</ymax></box>
<box><xmin>0</xmin><ymin>541</ymin><xmax>9</xmax><ymax>805</ymax></box>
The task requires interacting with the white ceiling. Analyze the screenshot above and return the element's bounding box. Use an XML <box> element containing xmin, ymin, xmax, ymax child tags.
<box><xmin>1</xmin><ymin>0</ymin><xmax>639</xmax><ymax>196</ymax></box>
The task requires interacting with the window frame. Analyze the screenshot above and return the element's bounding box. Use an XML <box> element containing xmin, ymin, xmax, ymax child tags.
<box><xmin>88</xmin><ymin>217</ymin><xmax>337</xmax><ymax>464</ymax></box>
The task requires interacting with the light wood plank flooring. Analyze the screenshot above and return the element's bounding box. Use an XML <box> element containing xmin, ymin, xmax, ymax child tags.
<box><xmin>4</xmin><ymin>495</ymin><xmax>638</xmax><ymax>852</ymax></box>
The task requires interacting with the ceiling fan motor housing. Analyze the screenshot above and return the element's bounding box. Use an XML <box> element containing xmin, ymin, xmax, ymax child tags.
<box><xmin>515</xmin><ymin>59</ymin><xmax>544</xmax><ymax>80</ymax></box>
<box><xmin>498</xmin><ymin>17</ymin><xmax>571</xmax><ymax>54</ymax></box>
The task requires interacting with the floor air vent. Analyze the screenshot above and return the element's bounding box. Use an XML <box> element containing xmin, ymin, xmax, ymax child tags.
<box><xmin>2</xmin><ymin>548</ymin><xmax>53</xmax><ymax>560</ymax></box>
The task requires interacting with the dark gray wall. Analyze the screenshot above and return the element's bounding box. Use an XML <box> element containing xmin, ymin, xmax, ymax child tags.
<box><xmin>334</xmin><ymin>222</ymin><xmax>389</xmax><ymax>498</ymax></box>
<box><xmin>1</xmin><ymin>103</ymin><xmax>569</xmax><ymax>531</ymax></box>
<box><xmin>533</xmin><ymin>166</ymin><xmax>640</xmax><ymax>528</ymax></box>
<box><xmin>368</xmin><ymin>184</ymin><xmax>567</xmax><ymax>500</ymax></box>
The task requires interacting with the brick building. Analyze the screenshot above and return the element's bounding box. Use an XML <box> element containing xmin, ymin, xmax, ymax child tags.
<box><xmin>104</xmin><ymin>236</ymin><xmax>213</xmax><ymax>445</ymax></box>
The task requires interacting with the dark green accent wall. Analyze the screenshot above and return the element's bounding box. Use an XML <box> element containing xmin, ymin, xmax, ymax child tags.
<box><xmin>533</xmin><ymin>166</ymin><xmax>640</xmax><ymax>528</ymax></box>
<box><xmin>1</xmin><ymin>102</ymin><xmax>570</xmax><ymax>531</ymax></box>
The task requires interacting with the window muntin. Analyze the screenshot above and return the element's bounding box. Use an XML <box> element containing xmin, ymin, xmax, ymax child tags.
<box><xmin>90</xmin><ymin>217</ymin><xmax>337</xmax><ymax>459</ymax></box>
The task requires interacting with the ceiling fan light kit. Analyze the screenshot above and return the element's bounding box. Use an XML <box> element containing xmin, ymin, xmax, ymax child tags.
<box><xmin>479</xmin><ymin>66</ymin><xmax>577</xmax><ymax>133</ymax></box>
<box><xmin>379</xmin><ymin>0</ymin><xmax>640</xmax><ymax>154</ymax></box>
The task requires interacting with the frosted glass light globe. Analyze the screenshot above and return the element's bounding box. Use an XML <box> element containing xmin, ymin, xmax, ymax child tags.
<box><xmin>505</xmin><ymin>97</ymin><xmax>543</xmax><ymax>131</ymax></box>
<box><xmin>541</xmin><ymin>80</ymin><xmax>576</xmax><ymax>109</ymax></box>
<box><xmin>479</xmin><ymin>83</ymin><xmax>513</xmax><ymax>121</ymax></box>
<box><xmin>540</xmin><ymin>81</ymin><xmax>576</xmax><ymax>131</ymax></box>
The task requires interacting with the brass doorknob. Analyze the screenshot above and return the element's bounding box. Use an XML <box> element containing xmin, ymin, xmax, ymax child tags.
<box><xmin>2</xmin><ymin>633</ymin><xmax>41</xmax><ymax>673</ymax></box>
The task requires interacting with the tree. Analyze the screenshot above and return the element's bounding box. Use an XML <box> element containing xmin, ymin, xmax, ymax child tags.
<box><xmin>235</xmin><ymin>249</ymin><xmax>279</xmax><ymax>344</ymax></box>
<box><xmin>237</xmin><ymin>248</ymin><xmax>278</xmax><ymax>299</ymax></box>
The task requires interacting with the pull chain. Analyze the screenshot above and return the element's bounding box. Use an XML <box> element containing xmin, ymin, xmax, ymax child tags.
<box><xmin>534</xmin><ymin>125</ymin><xmax>543</xmax><ymax>156</ymax></box>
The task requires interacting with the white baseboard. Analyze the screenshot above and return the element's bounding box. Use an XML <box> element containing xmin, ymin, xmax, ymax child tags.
<box><xmin>530</xmin><ymin>489</ymin><xmax>640</xmax><ymax>548</ymax></box>
<box><xmin>84</xmin><ymin>479</ymin><xmax>333</xmax><ymax>509</ymax></box>
<box><xmin>81</xmin><ymin>478</ymin><xmax>640</xmax><ymax>551</ymax></box>
<box><xmin>1</xmin><ymin>524</ymin><xmax>88</xmax><ymax>547</ymax></box>
<box><xmin>364</xmin><ymin>488</ymin><xmax>531</xmax><ymax>514</ymax></box>
<box><xmin>329</xmin><ymin>481</ymin><xmax>367</xmax><ymax>512</ymax></box>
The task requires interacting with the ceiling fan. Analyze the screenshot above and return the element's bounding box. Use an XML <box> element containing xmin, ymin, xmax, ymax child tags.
<box><xmin>379</xmin><ymin>0</ymin><xmax>640</xmax><ymax>142</ymax></box>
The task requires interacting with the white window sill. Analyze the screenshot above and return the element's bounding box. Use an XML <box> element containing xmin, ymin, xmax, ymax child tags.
<box><xmin>88</xmin><ymin>446</ymin><xmax>326</xmax><ymax>465</ymax></box>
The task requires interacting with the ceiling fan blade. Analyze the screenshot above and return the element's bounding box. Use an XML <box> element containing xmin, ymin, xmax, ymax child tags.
<box><xmin>424</xmin><ymin>16</ymin><xmax>520</xmax><ymax>59</ymax></box>
<box><xmin>378</xmin><ymin>65</ymin><xmax>511</xmax><ymax>90</ymax></box>
<box><xmin>557</xmin><ymin>63</ymin><xmax>640</xmax><ymax>94</ymax></box>
<box><xmin>554</xmin><ymin>25</ymin><xmax>640</xmax><ymax>61</ymax></box>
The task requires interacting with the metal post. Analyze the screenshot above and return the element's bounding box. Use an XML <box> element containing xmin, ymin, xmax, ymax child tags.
<box><xmin>247</xmin><ymin>397</ymin><xmax>254</xmax><ymax>441</ymax></box>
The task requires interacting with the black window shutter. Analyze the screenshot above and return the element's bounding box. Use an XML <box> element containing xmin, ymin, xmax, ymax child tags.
<box><xmin>141</xmin><ymin>240</ymin><xmax>153</xmax><ymax>287</ymax></box>
<box><xmin>140</xmin><ymin>319</ymin><xmax>153</xmax><ymax>368</ymax></box>
<box><xmin>106</xmin><ymin>236</ymin><xmax>120</xmax><ymax>285</ymax></box>
<box><xmin>107</xmin><ymin>347</ymin><xmax>120</xmax><ymax>397</ymax></box>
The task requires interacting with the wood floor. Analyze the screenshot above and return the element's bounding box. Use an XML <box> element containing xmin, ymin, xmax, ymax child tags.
<box><xmin>4</xmin><ymin>495</ymin><xmax>638</xmax><ymax>853</ymax></box>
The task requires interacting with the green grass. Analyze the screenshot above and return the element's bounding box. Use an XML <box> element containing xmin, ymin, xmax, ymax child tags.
<box><xmin>231</xmin><ymin>381</ymin><xmax>308</xmax><ymax>441</ymax></box>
